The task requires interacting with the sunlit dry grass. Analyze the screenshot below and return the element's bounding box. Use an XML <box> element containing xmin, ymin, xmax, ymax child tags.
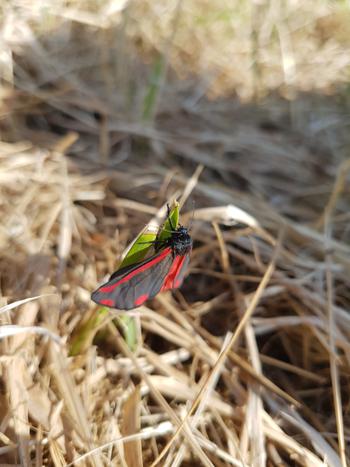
<box><xmin>1</xmin><ymin>0</ymin><xmax>350</xmax><ymax>466</ymax></box>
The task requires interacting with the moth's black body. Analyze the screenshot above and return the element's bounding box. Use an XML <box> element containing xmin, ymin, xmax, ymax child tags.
<box><xmin>157</xmin><ymin>225</ymin><xmax>192</xmax><ymax>256</ymax></box>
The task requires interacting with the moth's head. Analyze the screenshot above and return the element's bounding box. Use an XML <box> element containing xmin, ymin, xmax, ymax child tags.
<box><xmin>172</xmin><ymin>226</ymin><xmax>192</xmax><ymax>255</ymax></box>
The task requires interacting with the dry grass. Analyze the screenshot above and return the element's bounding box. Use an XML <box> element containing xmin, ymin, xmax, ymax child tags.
<box><xmin>1</xmin><ymin>0</ymin><xmax>350</xmax><ymax>466</ymax></box>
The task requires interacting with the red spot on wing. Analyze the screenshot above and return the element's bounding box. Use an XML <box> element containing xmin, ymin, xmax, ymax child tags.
<box><xmin>99</xmin><ymin>247</ymin><xmax>172</xmax><ymax>293</ymax></box>
<box><xmin>134</xmin><ymin>294</ymin><xmax>149</xmax><ymax>306</ymax></box>
<box><xmin>100</xmin><ymin>299</ymin><xmax>114</xmax><ymax>307</ymax></box>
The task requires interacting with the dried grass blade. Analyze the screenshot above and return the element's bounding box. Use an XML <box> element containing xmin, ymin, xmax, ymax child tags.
<box><xmin>121</xmin><ymin>386</ymin><xmax>143</xmax><ymax>467</ymax></box>
<box><xmin>49</xmin><ymin>344</ymin><xmax>104</xmax><ymax>467</ymax></box>
<box><xmin>108</xmin><ymin>323</ymin><xmax>214</xmax><ymax>467</ymax></box>
<box><xmin>244</xmin><ymin>323</ymin><xmax>266</xmax><ymax>467</ymax></box>
<box><xmin>6</xmin><ymin>357</ymin><xmax>30</xmax><ymax>466</ymax></box>
<box><xmin>0</xmin><ymin>324</ymin><xmax>61</xmax><ymax>344</ymax></box>
<box><xmin>0</xmin><ymin>294</ymin><xmax>56</xmax><ymax>315</ymax></box>
<box><xmin>325</xmin><ymin>219</ymin><xmax>347</xmax><ymax>467</ymax></box>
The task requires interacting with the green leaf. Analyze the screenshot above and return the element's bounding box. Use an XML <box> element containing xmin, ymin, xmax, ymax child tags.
<box><xmin>69</xmin><ymin>307</ymin><xmax>109</xmax><ymax>356</ymax></box>
<box><xmin>157</xmin><ymin>202</ymin><xmax>179</xmax><ymax>244</ymax></box>
<box><xmin>119</xmin><ymin>231</ymin><xmax>157</xmax><ymax>269</ymax></box>
<box><xmin>117</xmin><ymin>314</ymin><xmax>139</xmax><ymax>351</ymax></box>
<box><xmin>120</xmin><ymin>201</ymin><xmax>179</xmax><ymax>268</ymax></box>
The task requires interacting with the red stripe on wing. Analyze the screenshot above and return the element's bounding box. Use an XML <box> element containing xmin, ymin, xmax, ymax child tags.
<box><xmin>134</xmin><ymin>293</ymin><xmax>150</xmax><ymax>306</ymax></box>
<box><xmin>99</xmin><ymin>247</ymin><xmax>172</xmax><ymax>293</ymax></box>
<box><xmin>161</xmin><ymin>253</ymin><xmax>190</xmax><ymax>291</ymax></box>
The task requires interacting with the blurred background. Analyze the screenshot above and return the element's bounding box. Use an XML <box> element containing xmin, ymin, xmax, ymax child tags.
<box><xmin>1</xmin><ymin>1</ymin><xmax>350</xmax><ymax>466</ymax></box>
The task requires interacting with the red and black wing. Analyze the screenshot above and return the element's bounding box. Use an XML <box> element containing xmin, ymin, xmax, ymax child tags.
<box><xmin>91</xmin><ymin>247</ymin><xmax>174</xmax><ymax>310</ymax></box>
<box><xmin>161</xmin><ymin>252</ymin><xmax>191</xmax><ymax>291</ymax></box>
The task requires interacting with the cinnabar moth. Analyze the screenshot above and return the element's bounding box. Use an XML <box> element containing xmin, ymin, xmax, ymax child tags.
<box><xmin>91</xmin><ymin>222</ymin><xmax>192</xmax><ymax>310</ymax></box>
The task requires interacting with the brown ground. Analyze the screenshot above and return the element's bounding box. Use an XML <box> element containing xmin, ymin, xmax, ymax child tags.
<box><xmin>1</xmin><ymin>1</ymin><xmax>350</xmax><ymax>466</ymax></box>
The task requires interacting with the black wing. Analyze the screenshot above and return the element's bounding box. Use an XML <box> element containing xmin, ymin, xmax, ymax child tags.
<box><xmin>91</xmin><ymin>247</ymin><xmax>173</xmax><ymax>310</ymax></box>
